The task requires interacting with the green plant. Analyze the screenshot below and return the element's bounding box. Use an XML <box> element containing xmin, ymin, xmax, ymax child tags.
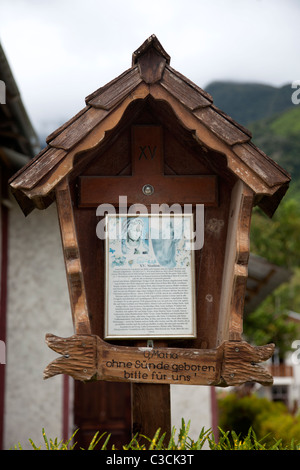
<box><xmin>218</xmin><ymin>392</ymin><xmax>300</xmax><ymax>448</ymax></box>
<box><xmin>122</xmin><ymin>420</ymin><xmax>211</xmax><ymax>450</ymax></box>
<box><xmin>13</xmin><ymin>427</ymin><xmax>112</xmax><ymax>450</ymax></box>
<box><xmin>13</xmin><ymin>418</ymin><xmax>300</xmax><ymax>450</ymax></box>
<box><xmin>208</xmin><ymin>427</ymin><xmax>284</xmax><ymax>450</ymax></box>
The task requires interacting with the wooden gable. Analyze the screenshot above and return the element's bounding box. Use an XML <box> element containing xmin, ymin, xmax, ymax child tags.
<box><xmin>9</xmin><ymin>35</ymin><xmax>290</xmax><ymax>217</ymax></box>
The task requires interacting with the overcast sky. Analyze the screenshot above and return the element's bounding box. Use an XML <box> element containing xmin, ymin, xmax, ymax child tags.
<box><xmin>0</xmin><ymin>0</ymin><xmax>299</xmax><ymax>136</ymax></box>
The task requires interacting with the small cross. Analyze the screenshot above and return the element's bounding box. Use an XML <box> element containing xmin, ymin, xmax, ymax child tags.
<box><xmin>79</xmin><ymin>126</ymin><xmax>218</xmax><ymax>207</ymax></box>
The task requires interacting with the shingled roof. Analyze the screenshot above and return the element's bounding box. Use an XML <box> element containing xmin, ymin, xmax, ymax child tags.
<box><xmin>9</xmin><ymin>35</ymin><xmax>290</xmax><ymax>216</ymax></box>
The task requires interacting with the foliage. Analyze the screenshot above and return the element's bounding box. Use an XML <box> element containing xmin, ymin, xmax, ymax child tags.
<box><xmin>218</xmin><ymin>393</ymin><xmax>300</xmax><ymax>448</ymax></box>
<box><xmin>243</xmin><ymin>270</ymin><xmax>300</xmax><ymax>358</ymax></box>
<box><xmin>249</xmin><ymin>107</ymin><xmax>300</xmax><ymax>182</ymax></box>
<box><xmin>208</xmin><ymin>427</ymin><xmax>283</xmax><ymax>450</ymax></box>
<box><xmin>13</xmin><ymin>418</ymin><xmax>300</xmax><ymax>450</ymax></box>
<box><xmin>250</xmin><ymin>199</ymin><xmax>300</xmax><ymax>269</ymax></box>
<box><xmin>244</xmin><ymin>301</ymin><xmax>298</xmax><ymax>359</ymax></box>
<box><xmin>218</xmin><ymin>393</ymin><xmax>282</xmax><ymax>437</ymax></box>
<box><xmin>13</xmin><ymin>421</ymin><xmax>209</xmax><ymax>451</ymax></box>
<box><xmin>268</xmin><ymin>106</ymin><xmax>300</xmax><ymax>138</ymax></box>
<box><xmin>258</xmin><ymin>411</ymin><xmax>300</xmax><ymax>448</ymax></box>
<box><xmin>244</xmin><ymin>198</ymin><xmax>300</xmax><ymax>356</ymax></box>
<box><xmin>123</xmin><ymin>420</ymin><xmax>210</xmax><ymax>450</ymax></box>
<box><xmin>13</xmin><ymin>427</ymin><xmax>112</xmax><ymax>451</ymax></box>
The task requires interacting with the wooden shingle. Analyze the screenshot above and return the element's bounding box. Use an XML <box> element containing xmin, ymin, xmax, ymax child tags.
<box><xmin>9</xmin><ymin>35</ymin><xmax>290</xmax><ymax>216</ymax></box>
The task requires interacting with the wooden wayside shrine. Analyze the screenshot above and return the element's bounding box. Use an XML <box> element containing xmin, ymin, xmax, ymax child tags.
<box><xmin>9</xmin><ymin>35</ymin><xmax>291</xmax><ymax>439</ymax></box>
<box><xmin>79</xmin><ymin>126</ymin><xmax>218</xmax><ymax>207</ymax></box>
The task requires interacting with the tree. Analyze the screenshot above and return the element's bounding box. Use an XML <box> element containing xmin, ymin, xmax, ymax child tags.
<box><xmin>244</xmin><ymin>196</ymin><xmax>300</xmax><ymax>358</ymax></box>
<box><xmin>250</xmin><ymin>197</ymin><xmax>300</xmax><ymax>269</ymax></box>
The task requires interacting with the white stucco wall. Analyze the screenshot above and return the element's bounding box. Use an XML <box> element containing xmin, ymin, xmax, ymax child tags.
<box><xmin>4</xmin><ymin>200</ymin><xmax>73</xmax><ymax>450</ymax></box>
<box><xmin>171</xmin><ymin>384</ymin><xmax>212</xmax><ymax>445</ymax></box>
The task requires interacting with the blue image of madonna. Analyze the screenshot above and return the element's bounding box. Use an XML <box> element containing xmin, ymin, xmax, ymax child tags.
<box><xmin>151</xmin><ymin>218</ymin><xmax>181</xmax><ymax>268</ymax></box>
<box><xmin>121</xmin><ymin>217</ymin><xmax>149</xmax><ymax>255</ymax></box>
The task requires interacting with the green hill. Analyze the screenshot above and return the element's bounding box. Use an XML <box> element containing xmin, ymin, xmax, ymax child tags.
<box><xmin>206</xmin><ymin>81</ymin><xmax>294</xmax><ymax>126</ymax></box>
<box><xmin>206</xmin><ymin>81</ymin><xmax>300</xmax><ymax>191</ymax></box>
<box><xmin>249</xmin><ymin>107</ymin><xmax>300</xmax><ymax>185</ymax></box>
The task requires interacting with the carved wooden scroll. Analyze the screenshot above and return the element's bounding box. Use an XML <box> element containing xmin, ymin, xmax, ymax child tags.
<box><xmin>44</xmin><ymin>334</ymin><xmax>274</xmax><ymax>387</ymax></box>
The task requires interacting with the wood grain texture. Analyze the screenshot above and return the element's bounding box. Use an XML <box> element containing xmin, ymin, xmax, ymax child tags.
<box><xmin>86</xmin><ymin>67</ymin><xmax>142</xmax><ymax>110</ymax></box>
<box><xmin>161</xmin><ymin>67</ymin><xmax>211</xmax><ymax>111</ymax></box>
<box><xmin>228</xmin><ymin>184</ymin><xmax>253</xmax><ymax>340</ymax></box>
<box><xmin>194</xmin><ymin>107</ymin><xmax>250</xmax><ymax>145</ymax></box>
<box><xmin>217</xmin><ymin>181</ymin><xmax>254</xmax><ymax>344</ymax></box>
<box><xmin>48</xmin><ymin>107</ymin><xmax>108</xmax><ymax>151</ymax></box>
<box><xmin>131</xmin><ymin>383</ymin><xmax>170</xmax><ymax>442</ymax></box>
<box><xmin>137</xmin><ymin>47</ymin><xmax>167</xmax><ymax>84</ymax></box>
<box><xmin>132</xmin><ymin>35</ymin><xmax>170</xmax><ymax>66</ymax></box>
<box><xmin>44</xmin><ymin>334</ymin><xmax>274</xmax><ymax>387</ymax></box>
<box><xmin>79</xmin><ymin>174</ymin><xmax>218</xmax><ymax>207</ymax></box>
<box><xmin>79</xmin><ymin>125</ymin><xmax>218</xmax><ymax>207</ymax></box>
<box><xmin>44</xmin><ymin>334</ymin><xmax>97</xmax><ymax>380</ymax></box>
<box><xmin>55</xmin><ymin>180</ymin><xmax>91</xmax><ymax>335</ymax></box>
<box><xmin>221</xmin><ymin>341</ymin><xmax>275</xmax><ymax>386</ymax></box>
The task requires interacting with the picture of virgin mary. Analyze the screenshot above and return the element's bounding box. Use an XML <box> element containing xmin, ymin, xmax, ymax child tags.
<box><xmin>151</xmin><ymin>217</ymin><xmax>180</xmax><ymax>268</ymax></box>
<box><xmin>121</xmin><ymin>217</ymin><xmax>149</xmax><ymax>255</ymax></box>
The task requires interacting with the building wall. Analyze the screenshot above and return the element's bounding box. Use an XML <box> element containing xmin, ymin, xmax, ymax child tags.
<box><xmin>171</xmin><ymin>384</ymin><xmax>212</xmax><ymax>444</ymax></box>
<box><xmin>4</xmin><ymin>200</ymin><xmax>72</xmax><ymax>449</ymax></box>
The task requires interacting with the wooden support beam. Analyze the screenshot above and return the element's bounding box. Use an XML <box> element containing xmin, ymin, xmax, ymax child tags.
<box><xmin>131</xmin><ymin>383</ymin><xmax>171</xmax><ymax>442</ymax></box>
<box><xmin>55</xmin><ymin>180</ymin><xmax>91</xmax><ymax>335</ymax></box>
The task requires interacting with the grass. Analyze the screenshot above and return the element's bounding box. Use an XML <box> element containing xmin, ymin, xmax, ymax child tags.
<box><xmin>13</xmin><ymin>419</ymin><xmax>300</xmax><ymax>450</ymax></box>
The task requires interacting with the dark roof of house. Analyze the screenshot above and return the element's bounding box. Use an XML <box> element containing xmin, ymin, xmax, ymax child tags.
<box><xmin>0</xmin><ymin>42</ymin><xmax>40</xmax><ymax>174</ymax></box>
<box><xmin>245</xmin><ymin>254</ymin><xmax>292</xmax><ymax>314</ymax></box>
<box><xmin>9</xmin><ymin>35</ymin><xmax>290</xmax><ymax>215</ymax></box>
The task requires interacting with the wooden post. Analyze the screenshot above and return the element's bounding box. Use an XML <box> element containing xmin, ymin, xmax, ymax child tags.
<box><xmin>131</xmin><ymin>383</ymin><xmax>171</xmax><ymax>442</ymax></box>
<box><xmin>131</xmin><ymin>337</ymin><xmax>171</xmax><ymax>443</ymax></box>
